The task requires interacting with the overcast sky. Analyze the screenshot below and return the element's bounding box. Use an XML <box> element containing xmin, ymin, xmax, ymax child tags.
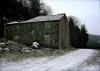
<box><xmin>42</xmin><ymin>0</ymin><xmax>100</xmax><ymax>35</ymax></box>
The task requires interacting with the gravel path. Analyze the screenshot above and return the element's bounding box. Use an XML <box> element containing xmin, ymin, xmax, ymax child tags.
<box><xmin>70</xmin><ymin>49</ymin><xmax>100</xmax><ymax>71</ymax></box>
<box><xmin>0</xmin><ymin>49</ymin><xmax>99</xmax><ymax>71</ymax></box>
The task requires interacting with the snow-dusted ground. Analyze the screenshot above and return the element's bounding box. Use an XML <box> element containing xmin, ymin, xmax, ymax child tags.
<box><xmin>0</xmin><ymin>49</ymin><xmax>99</xmax><ymax>71</ymax></box>
<box><xmin>68</xmin><ymin>49</ymin><xmax>100</xmax><ymax>71</ymax></box>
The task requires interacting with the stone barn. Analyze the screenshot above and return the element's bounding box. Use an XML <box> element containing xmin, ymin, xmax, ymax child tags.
<box><xmin>5</xmin><ymin>14</ymin><xmax>69</xmax><ymax>49</ymax></box>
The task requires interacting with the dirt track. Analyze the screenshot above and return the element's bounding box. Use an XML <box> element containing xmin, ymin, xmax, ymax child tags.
<box><xmin>0</xmin><ymin>49</ymin><xmax>100</xmax><ymax>71</ymax></box>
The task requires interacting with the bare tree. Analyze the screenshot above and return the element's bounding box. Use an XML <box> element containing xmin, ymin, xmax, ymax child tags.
<box><xmin>40</xmin><ymin>3</ymin><xmax>53</xmax><ymax>15</ymax></box>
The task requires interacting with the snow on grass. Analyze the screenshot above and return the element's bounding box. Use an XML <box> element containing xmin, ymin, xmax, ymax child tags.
<box><xmin>0</xmin><ymin>49</ymin><xmax>97</xmax><ymax>71</ymax></box>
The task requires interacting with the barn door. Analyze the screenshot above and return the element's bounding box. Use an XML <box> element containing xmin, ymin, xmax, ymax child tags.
<box><xmin>44</xmin><ymin>35</ymin><xmax>50</xmax><ymax>47</ymax></box>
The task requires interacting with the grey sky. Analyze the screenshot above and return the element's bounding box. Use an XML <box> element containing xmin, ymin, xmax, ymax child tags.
<box><xmin>42</xmin><ymin>0</ymin><xmax>100</xmax><ymax>35</ymax></box>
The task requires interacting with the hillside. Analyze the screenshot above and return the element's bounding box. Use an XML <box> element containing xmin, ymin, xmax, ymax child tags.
<box><xmin>87</xmin><ymin>34</ymin><xmax>100</xmax><ymax>49</ymax></box>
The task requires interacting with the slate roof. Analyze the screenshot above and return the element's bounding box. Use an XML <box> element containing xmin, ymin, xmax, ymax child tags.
<box><xmin>7</xmin><ymin>13</ymin><xmax>66</xmax><ymax>24</ymax></box>
<box><xmin>20</xmin><ymin>14</ymin><xmax>66</xmax><ymax>23</ymax></box>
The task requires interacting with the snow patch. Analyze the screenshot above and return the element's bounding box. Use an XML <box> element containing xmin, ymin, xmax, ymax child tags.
<box><xmin>82</xmin><ymin>65</ymin><xmax>100</xmax><ymax>71</ymax></box>
<box><xmin>0</xmin><ymin>49</ymin><xmax>97</xmax><ymax>71</ymax></box>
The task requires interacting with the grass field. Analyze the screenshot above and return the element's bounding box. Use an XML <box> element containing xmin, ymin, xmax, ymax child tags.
<box><xmin>0</xmin><ymin>47</ymin><xmax>76</xmax><ymax>61</ymax></box>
